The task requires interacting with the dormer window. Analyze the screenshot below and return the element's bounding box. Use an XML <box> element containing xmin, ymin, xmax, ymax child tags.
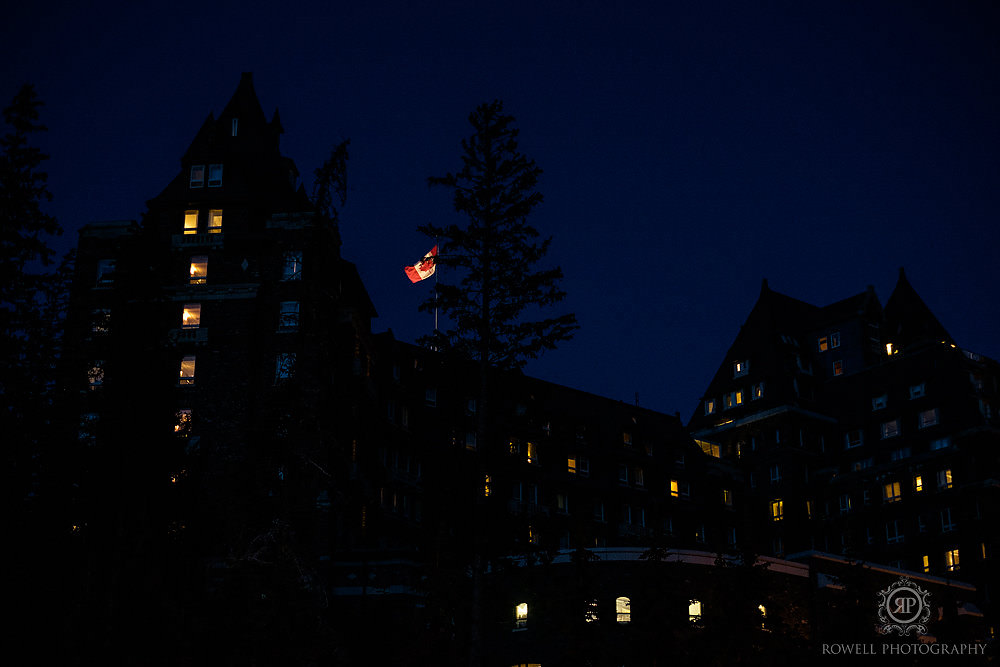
<box><xmin>190</xmin><ymin>165</ymin><xmax>205</xmax><ymax>188</ymax></box>
<box><xmin>207</xmin><ymin>164</ymin><xmax>223</xmax><ymax>187</ymax></box>
<box><xmin>231</xmin><ymin>118</ymin><xmax>238</xmax><ymax>137</ymax></box>
<box><xmin>733</xmin><ymin>360</ymin><xmax>749</xmax><ymax>377</ymax></box>
<box><xmin>184</xmin><ymin>210</ymin><xmax>198</xmax><ymax>234</ymax></box>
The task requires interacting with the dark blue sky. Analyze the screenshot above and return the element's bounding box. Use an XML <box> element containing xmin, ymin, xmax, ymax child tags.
<box><xmin>4</xmin><ymin>1</ymin><xmax>998</xmax><ymax>420</ymax></box>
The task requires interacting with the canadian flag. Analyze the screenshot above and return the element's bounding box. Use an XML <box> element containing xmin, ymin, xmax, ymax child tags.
<box><xmin>405</xmin><ymin>245</ymin><xmax>438</xmax><ymax>283</ymax></box>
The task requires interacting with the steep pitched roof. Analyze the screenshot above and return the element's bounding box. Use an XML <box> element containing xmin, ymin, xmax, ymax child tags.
<box><xmin>884</xmin><ymin>268</ymin><xmax>954</xmax><ymax>350</ymax></box>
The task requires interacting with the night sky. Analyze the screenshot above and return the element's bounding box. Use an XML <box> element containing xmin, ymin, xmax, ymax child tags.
<box><xmin>4</xmin><ymin>1</ymin><xmax>998</xmax><ymax>421</ymax></box>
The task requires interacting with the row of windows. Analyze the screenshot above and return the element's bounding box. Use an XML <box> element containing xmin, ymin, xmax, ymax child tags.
<box><xmin>179</xmin><ymin>301</ymin><xmax>300</xmax><ymax>331</ymax></box>
<box><xmin>514</xmin><ymin>597</ymin><xmax>710</xmax><ymax>630</ymax></box>
<box><xmin>189</xmin><ymin>164</ymin><xmax>223</xmax><ymax>188</ymax></box>
<box><xmin>184</xmin><ymin>251</ymin><xmax>303</xmax><ymax>285</ymax></box>
<box><xmin>771</xmin><ymin>472</ymin><xmax>954</xmax><ymax>522</ymax></box>
<box><xmin>183</xmin><ymin>209</ymin><xmax>223</xmax><ymax>235</ymax></box>
<box><xmin>704</xmin><ymin>382</ymin><xmax>764</xmax><ymax>415</ymax></box>
<box><xmin>871</xmin><ymin>384</ymin><xmax>927</xmax><ymax>409</ymax></box>
<box><xmin>174</xmin><ymin>352</ymin><xmax>297</xmax><ymax>386</ymax></box>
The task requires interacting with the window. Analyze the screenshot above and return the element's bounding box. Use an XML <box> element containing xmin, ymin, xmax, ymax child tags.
<box><xmin>208</xmin><ymin>209</ymin><xmax>223</xmax><ymax>233</ymax></box>
<box><xmin>770</xmin><ymin>499</ymin><xmax>784</xmax><ymax>522</ymax></box>
<box><xmin>945</xmin><ymin>548</ymin><xmax>960</xmax><ymax>572</ymax></box>
<box><xmin>622</xmin><ymin>431</ymin><xmax>633</xmax><ymax>447</ymax></box>
<box><xmin>769</xmin><ymin>464</ymin><xmax>781</xmax><ymax>483</ymax></box>
<box><xmin>616</xmin><ymin>596</ymin><xmax>631</xmax><ymax>624</ymax></box>
<box><xmin>704</xmin><ymin>399</ymin><xmax>716</xmax><ymax>415</ymax></box>
<box><xmin>914</xmin><ymin>475</ymin><xmax>923</xmax><ymax>492</ymax></box>
<box><xmin>179</xmin><ymin>355</ymin><xmax>196</xmax><ymax>385</ymax></box>
<box><xmin>578</xmin><ymin>458</ymin><xmax>590</xmax><ymax>477</ymax></box>
<box><xmin>839</xmin><ymin>494</ymin><xmax>851</xmax><ymax>514</ymax></box>
<box><xmin>207</xmin><ymin>163</ymin><xmax>223</xmax><ymax>187</ymax></box>
<box><xmin>930</xmin><ymin>437</ymin><xmax>951</xmax><ymax>451</ymax></box>
<box><xmin>752</xmin><ymin>382</ymin><xmax>764</xmax><ymax>400</ymax></box>
<box><xmin>670</xmin><ymin>479</ymin><xmax>679</xmax><ymax>497</ymax></box>
<box><xmin>278</xmin><ymin>301</ymin><xmax>300</xmax><ymax>330</ymax></box>
<box><xmin>722</xmin><ymin>488</ymin><xmax>733</xmax><ymax>507</ymax></box>
<box><xmin>274</xmin><ymin>352</ymin><xmax>296</xmax><ymax>383</ymax></box>
<box><xmin>585</xmin><ymin>599</ymin><xmax>599</xmax><ymax>623</ymax></box>
<box><xmin>184</xmin><ymin>210</ymin><xmax>198</xmax><ymax>234</ymax></box>
<box><xmin>883</xmin><ymin>482</ymin><xmax>902</xmax><ymax>503</ymax></box>
<box><xmin>556</xmin><ymin>493</ymin><xmax>569</xmax><ymax>514</ymax></box>
<box><xmin>872</xmin><ymin>394</ymin><xmax>888</xmax><ymax>410</ymax></box>
<box><xmin>830</xmin><ymin>331</ymin><xmax>841</xmax><ymax>348</ymax></box>
<box><xmin>727</xmin><ymin>527</ymin><xmax>737</xmax><ymax>547</ymax></box>
<box><xmin>733</xmin><ymin>360</ymin><xmax>749</xmax><ymax>377</ymax></box>
<box><xmin>465</xmin><ymin>432</ymin><xmax>477</xmax><ymax>451</ymax></box>
<box><xmin>937</xmin><ymin>469</ymin><xmax>953</xmax><ymax>490</ymax></box>
<box><xmin>282</xmin><ymin>251</ymin><xmax>302</xmax><ymax>281</ymax></box>
<box><xmin>818</xmin><ymin>336</ymin><xmax>829</xmax><ymax>352</ymax></box>
<box><xmin>567</xmin><ymin>457</ymin><xmax>577</xmax><ymax>474</ymax></box>
<box><xmin>174</xmin><ymin>409</ymin><xmax>192</xmax><ymax>435</ymax></box>
<box><xmin>190</xmin><ymin>165</ymin><xmax>204</xmax><ymax>188</ymax></box>
<box><xmin>514</xmin><ymin>602</ymin><xmax>528</xmax><ymax>630</ymax></box>
<box><xmin>880</xmin><ymin>420</ymin><xmax>900</xmax><ymax>439</ymax></box>
<box><xmin>889</xmin><ymin>447</ymin><xmax>911</xmax><ymax>462</ymax></box>
<box><xmin>910</xmin><ymin>383</ymin><xmax>926</xmax><ymax>399</ymax></box>
<box><xmin>483</xmin><ymin>475</ymin><xmax>491</xmax><ymax>497</ymax></box>
<box><xmin>633</xmin><ymin>466</ymin><xmax>644</xmax><ymax>487</ymax></box>
<box><xmin>886</xmin><ymin>520</ymin><xmax>904</xmax><ymax>544</ymax></box>
<box><xmin>941</xmin><ymin>508</ymin><xmax>956</xmax><ymax>532</ymax></box>
<box><xmin>189</xmin><ymin>256</ymin><xmax>208</xmax><ymax>284</ymax></box>
<box><xmin>922</xmin><ymin>555</ymin><xmax>931</xmax><ymax>573</ymax></box>
<box><xmin>525</xmin><ymin>441</ymin><xmax>537</xmax><ymax>464</ymax></box>
<box><xmin>805</xmin><ymin>500</ymin><xmax>814</xmax><ymax>519</ymax></box>
<box><xmin>87</xmin><ymin>361</ymin><xmax>105</xmax><ymax>390</ymax></box>
<box><xmin>724</xmin><ymin>391</ymin><xmax>743</xmax><ymax>409</ymax></box>
<box><xmin>832</xmin><ymin>360</ymin><xmax>844</xmax><ymax>376</ymax></box>
<box><xmin>845</xmin><ymin>430</ymin><xmax>864</xmax><ymax>449</ymax></box>
<box><xmin>182</xmin><ymin>304</ymin><xmax>201</xmax><ymax>329</ymax></box>
<box><xmin>594</xmin><ymin>501</ymin><xmax>605</xmax><ymax>522</ymax></box>
<box><xmin>90</xmin><ymin>308</ymin><xmax>111</xmax><ymax>334</ymax></box>
<box><xmin>918</xmin><ymin>408</ymin><xmax>939</xmax><ymax>429</ymax></box>
<box><xmin>688</xmin><ymin>599</ymin><xmax>702</xmax><ymax>624</ymax></box>
<box><xmin>96</xmin><ymin>259</ymin><xmax>116</xmax><ymax>285</ymax></box>
<box><xmin>425</xmin><ymin>388</ymin><xmax>437</xmax><ymax>406</ymax></box>
<box><xmin>231</xmin><ymin>118</ymin><xmax>238</xmax><ymax>136</ymax></box>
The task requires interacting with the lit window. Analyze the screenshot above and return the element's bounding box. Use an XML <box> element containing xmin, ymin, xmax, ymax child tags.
<box><xmin>818</xmin><ymin>336</ymin><xmax>829</xmax><ymax>352</ymax></box>
<box><xmin>886</xmin><ymin>342</ymin><xmax>895</xmax><ymax>356</ymax></box>
<box><xmin>752</xmin><ymin>383</ymin><xmax>764</xmax><ymax>400</ymax></box>
<box><xmin>832</xmin><ymin>360</ymin><xmax>844</xmax><ymax>376</ymax></box>
<box><xmin>87</xmin><ymin>361</ymin><xmax>105</xmax><ymax>390</ymax></box>
<box><xmin>96</xmin><ymin>259</ymin><xmax>116</xmax><ymax>285</ymax></box>
<box><xmin>567</xmin><ymin>457</ymin><xmax>577</xmax><ymax>474</ymax></box>
<box><xmin>282</xmin><ymin>251</ymin><xmax>303</xmax><ymax>281</ymax></box>
<box><xmin>274</xmin><ymin>352</ymin><xmax>296</xmax><ymax>383</ymax></box>
<box><xmin>585</xmin><ymin>599</ymin><xmax>599</xmax><ymax>623</ymax></box>
<box><xmin>514</xmin><ymin>602</ymin><xmax>528</xmax><ymax>629</ymax></box>
<box><xmin>945</xmin><ymin>548</ymin><xmax>960</xmax><ymax>572</ymax></box>
<box><xmin>845</xmin><ymin>430</ymin><xmax>863</xmax><ymax>449</ymax></box>
<box><xmin>805</xmin><ymin>500</ymin><xmax>814</xmax><ymax>519</ymax></box>
<box><xmin>922</xmin><ymin>555</ymin><xmax>930</xmax><ymax>573</ymax></box>
<box><xmin>770</xmin><ymin>499</ymin><xmax>783</xmax><ymax>522</ymax></box>
<box><xmin>733</xmin><ymin>360</ymin><xmax>749</xmax><ymax>377</ymax></box>
<box><xmin>207</xmin><ymin>163</ymin><xmax>223</xmax><ymax>187</ymax></box>
<box><xmin>910</xmin><ymin>383</ymin><xmax>926</xmax><ymax>399</ymax></box>
<box><xmin>670</xmin><ymin>479</ymin><xmax>679</xmax><ymax>497</ymax></box>
<box><xmin>526</xmin><ymin>441</ymin><xmax>537</xmax><ymax>464</ymax></box>
<box><xmin>688</xmin><ymin>599</ymin><xmax>702</xmax><ymax>624</ymax></box>
<box><xmin>758</xmin><ymin>604</ymin><xmax>767</xmax><ymax>629</ymax></box>
<box><xmin>938</xmin><ymin>469</ymin><xmax>953</xmax><ymax>490</ymax></box>
<box><xmin>880</xmin><ymin>420</ymin><xmax>900</xmax><ymax>439</ymax></box>
<box><xmin>872</xmin><ymin>395</ymin><xmax>887</xmax><ymax>410</ymax></box>
<box><xmin>208</xmin><ymin>209</ymin><xmax>223</xmax><ymax>233</ymax></box>
<box><xmin>190</xmin><ymin>165</ymin><xmax>204</xmax><ymax>188</ymax></box>
<box><xmin>184</xmin><ymin>210</ymin><xmax>198</xmax><ymax>234</ymax></box>
<box><xmin>182</xmin><ymin>304</ymin><xmax>201</xmax><ymax>329</ymax></box>
<box><xmin>623</xmin><ymin>431</ymin><xmax>632</xmax><ymax>447</ymax></box>
<box><xmin>830</xmin><ymin>331</ymin><xmax>841</xmax><ymax>348</ymax></box>
<box><xmin>914</xmin><ymin>475</ymin><xmax>923</xmax><ymax>492</ymax></box>
<box><xmin>179</xmin><ymin>356</ymin><xmax>196</xmax><ymax>385</ymax></box>
<box><xmin>883</xmin><ymin>482</ymin><xmax>902</xmax><ymax>503</ymax></box>
<box><xmin>528</xmin><ymin>525</ymin><xmax>538</xmax><ymax>544</ymax></box>
<box><xmin>278</xmin><ymin>301</ymin><xmax>300</xmax><ymax>330</ymax></box>
<box><xmin>918</xmin><ymin>408</ymin><xmax>939</xmax><ymax>429</ymax></box>
<box><xmin>616</xmin><ymin>596</ymin><xmax>631</xmax><ymax>624</ymax></box>
<box><xmin>704</xmin><ymin>399</ymin><xmax>716</xmax><ymax>415</ymax></box>
<box><xmin>189</xmin><ymin>256</ymin><xmax>208</xmax><ymax>284</ymax></box>
<box><xmin>722</xmin><ymin>488</ymin><xmax>733</xmax><ymax>506</ymax></box>
<box><xmin>483</xmin><ymin>474</ymin><xmax>491</xmax><ymax>497</ymax></box>
<box><xmin>174</xmin><ymin>409</ymin><xmax>192</xmax><ymax>435</ymax></box>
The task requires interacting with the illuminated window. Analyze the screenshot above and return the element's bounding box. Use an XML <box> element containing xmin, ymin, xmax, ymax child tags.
<box><xmin>182</xmin><ymin>303</ymin><xmax>201</xmax><ymax>329</ymax></box>
<box><xmin>883</xmin><ymin>482</ymin><xmax>902</xmax><ymax>503</ymax></box>
<box><xmin>179</xmin><ymin>355</ymin><xmax>196</xmax><ymax>385</ymax></box>
<box><xmin>937</xmin><ymin>469</ymin><xmax>953</xmax><ymax>490</ymax></box>
<box><xmin>886</xmin><ymin>520</ymin><xmax>904</xmax><ymax>544</ymax></box>
<box><xmin>872</xmin><ymin>395</ymin><xmax>887</xmax><ymax>410</ymax></box>
<box><xmin>845</xmin><ymin>430</ymin><xmax>863</xmax><ymax>449</ymax></box>
<box><xmin>616</xmin><ymin>596</ymin><xmax>631</xmax><ymax>623</ymax></box>
<box><xmin>483</xmin><ymin>474</ymin><xmax>491</xmax><ymax>497</ymax></box>
<box><xmin>278</xmin><ymin>301</ymin><xmax>300</xmax><ymax>330</ymax></box>
<box><xmin>274</xmin><ymin>352</ymin><xmax>296</xmax><ymax>383</ymax></box>
<box><xmin>282</xmin><ymin>251</ymin><xmax>303</xmax><ymax>281</ymax></box>
<box><xmin>190</xmin><ymin>165</ymin><xmax>204</xmax><ymax>188</ymax></box>
<box><xmin>886</xmin><ymin>342</ymin><xmax>895</xmax><ymax>356</ymax></box>
<box><xmin>184</xmin><ymin>210</ymin><xmax>198</xmax><ymax>234</ymax></box>
<box><xmin>805</xmin><ymin>500</ymin><xmax>814</xmax><ymax>519</ymax></box>
<box><xmin>733</xmin><ymin>360</ymin><xmax>749</xmax><ymax>378</ymax></box>
<box><xmin>922</xmin><ymin>555</ymin><xmax>930</xmax><ymax>572</ymax></box>
<box><xmin>514</xmin><ymin>602</ymin><xmax>528</xmax><ymax>629</ymax></box>
<box><xmin>189</xmin><ymin>256</ymin><xmax>208</xmax><ymax>284</ymax></box>
<box><xmin>880</xmin><ymin>420</ymin><xmax>900</xmax><ymax>439</ymax></box>
<box><xmin>704</xmin><ymin>399</ymin><xmax>716</xmax><ymax>415</ymax></box>
<box><xmin>567</xmin><ymin>457</ymin><xmax>577</xmax><ymax>474</ymax></box>
<box><xmin>758</xmin><ymin>604</ymin><xmax>767</xmax><ymax>629</ymax></box>
<box><xmin>174</xmin><ymin>409</ymin><xmax>192</xmax><ymax>435</ymax></box>
<box><xmin>752</xmin><ymin>382</ymin><xmax>764</xmax><ymax>400</ymax></box>
<box><xmin>914</xmin><ymin>475</ymin><xmax>923</xmax><ymax>492</ymax></box>
<box><xmin>585</xmin><ymin>599</ymin><xmax>599</xmax><ymax>623</ymax></box>
<box><xmin>622</xmin><ymin>431</ymin><xmax>632</xmax><ymax>447</ymax></box>
<box><xmin>818</xmin><ymin>336</ymin><xmax>829</xmax><ymax>352</ymax></box>
<box><xmin>527</xmin><ymin>525</ymin><xmax>538</xmax><ymax>545</ymax></box>
<box><xmin>525</xmin><ymin>441</ymin><xmax>537</xmax><ymax>464</ymax></box>
<box><xmin>770</xmin><ymin>499</ymin><xmax>784</xmax><ymax>522</ymax></box>
<box><xmin>688</xmin><ymin>599</ymin><xmax>702</xmax><ymax>624</ymax></box>
<box><xmin>945</xmin><ymin>548</ymin><xmax>960</xmax><ymax>572</ymax></box>
<box><xmin>207</xmin><ymin>163</ymin><xmax>223</xmax><ymax>187</ymax></box>
<box><xmin>87</xmin><ymin>361</ymin><xmax>105</xmax><ymax>390</ymax></box>
<box><xmin>208</xmin><ymin>209</ymin><xmax>223</xmax><ymax>233</ymax></box>
<box><xmin>832</xmin><ymin>360</ymin><xmax>844</xmax><ymax>376</ymax></box>
<box><xmin>670</xmin><ymin>479</ymin><xmax>679</xmax><ymax>497</ymax></box>
<box><xmin>918</xmin><ymin>408</ymin><xmax>939</xmax><ymax>429</ymax></box>
<box><xmin>909</xmin><ymin>383</ymin><xmax>926</xmax><ymax>399</ymax></box>
<box><xmin>722</xmin><ymin>488</ymin><xmax>733</xmax><ymax>506</ymax></box>
<box><xmin>96</xmin><ymin>259</ymin><xmax>116</xmax><ymax>285</ymax></box>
